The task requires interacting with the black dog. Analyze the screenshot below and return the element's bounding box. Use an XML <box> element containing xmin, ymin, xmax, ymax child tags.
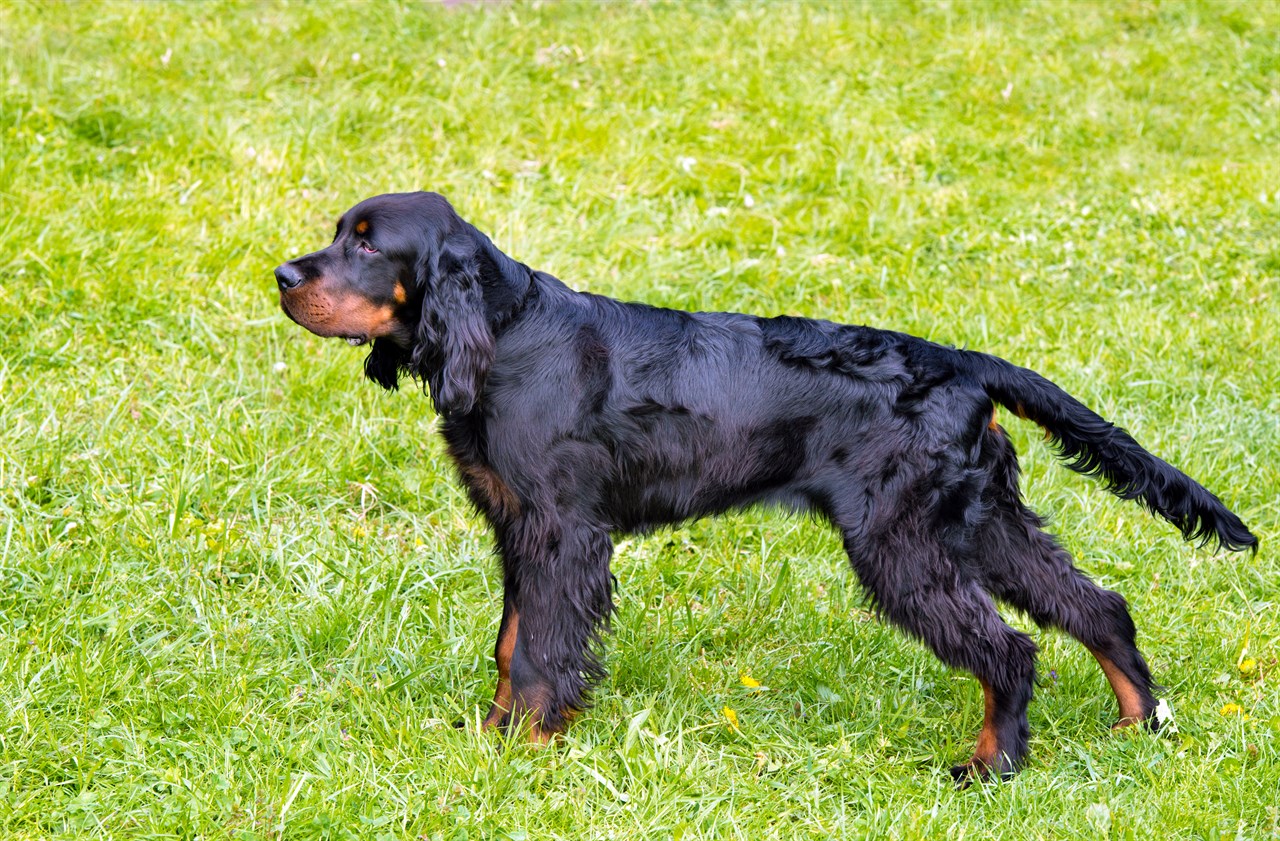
<box><xmin>276</xmin><ymin>191</ymin><xmax>1256</xmax><ymax>781</ymax></box>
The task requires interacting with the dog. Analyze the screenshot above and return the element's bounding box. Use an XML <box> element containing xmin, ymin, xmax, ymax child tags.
<box><xmin>275</xmin><ymin>191</ymin><xmax>1256</xmax><ymax>782</ymax></box>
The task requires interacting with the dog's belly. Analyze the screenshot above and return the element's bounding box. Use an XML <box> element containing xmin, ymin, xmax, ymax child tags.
<box><xmin>600</xmin><ymin>396</ymin><xmax>853</xmax><ymax>531</ymax></box>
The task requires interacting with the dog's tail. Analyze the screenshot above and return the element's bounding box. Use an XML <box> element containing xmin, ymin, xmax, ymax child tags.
<box><xmin>963</xmin><ymin>351</ymin><xmax>1257</xmax><ymax>553</ymax></box>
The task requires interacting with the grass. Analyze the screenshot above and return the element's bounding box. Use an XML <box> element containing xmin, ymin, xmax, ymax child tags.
<box><xmin>1</xmin><ymin>0</ymin><xmax>1277</xmax><ymax>837</ymax></box>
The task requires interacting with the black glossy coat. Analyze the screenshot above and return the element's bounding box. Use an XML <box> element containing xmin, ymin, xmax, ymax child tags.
<box><xmin>277</xmin><ymin>192</ymin><xmax>1255</xmax><ymax>781</ymax></box>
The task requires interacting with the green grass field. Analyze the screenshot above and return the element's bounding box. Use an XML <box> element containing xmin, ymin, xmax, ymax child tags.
<box><xmin>2</xmin><ymin>1</ymin><xmax>1278</xmax><ymax>837</ymax></box>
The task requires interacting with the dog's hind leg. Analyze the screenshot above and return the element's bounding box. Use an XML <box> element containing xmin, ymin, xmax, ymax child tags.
<box><xmin>980</xmin><ymin>507</ymin><xmax>1159</xmax><ymax>729</ymax></box>
<box><xmin>840</xmin><ymin>524</ymin><xmax>1038</xmax><ymax>783</ymax></box>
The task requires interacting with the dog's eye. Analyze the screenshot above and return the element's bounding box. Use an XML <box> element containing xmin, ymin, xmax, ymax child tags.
<box><xmin>359</xmin><ymin>241</ymin><xmax>378</xmax><ymax>254</ymax></box>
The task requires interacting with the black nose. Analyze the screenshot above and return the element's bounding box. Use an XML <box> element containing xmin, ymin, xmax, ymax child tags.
<box><xmin>275</xmin><ymin>263</ymin><xmax>304</xmax><ymax>290</ymax></box>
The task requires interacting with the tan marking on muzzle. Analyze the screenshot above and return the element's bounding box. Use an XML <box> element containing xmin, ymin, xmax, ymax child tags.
<box><xmin>333</xmin><ymin>295</ymin><xmax>396</xmax><ymax>336</ymax></box>
<box><xmin>281</xmin><ymin>286</ymin><xmax>397</xmax><ymax>339</ymax></box>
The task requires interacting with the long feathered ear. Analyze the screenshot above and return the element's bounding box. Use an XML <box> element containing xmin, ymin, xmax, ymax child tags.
<box><xmin>410</xmin><ymin>232</ymin><xmax>495</xmax><ymax>418</ymax></box>
<box><xmin>363</xmin><ymin>338</ymin><xmax>408</xmax><ymax>391</ymax></box>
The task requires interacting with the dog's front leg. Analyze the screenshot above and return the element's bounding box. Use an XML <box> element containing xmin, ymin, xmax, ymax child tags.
<box><xmin>496</xmin><ymin>513</ymin><xmax>614</xmax><ymax>742</ymax></box>
<box><xmin>481</xmin><ymin>588</ymin><xmax>519</xmax><ymax>729</ymax></box>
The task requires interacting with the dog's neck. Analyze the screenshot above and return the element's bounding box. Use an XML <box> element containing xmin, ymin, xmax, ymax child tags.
<box><xmin>473</xmin><ymin>234</ymin><xmax>536</xmax><ymax>332</ymax></box>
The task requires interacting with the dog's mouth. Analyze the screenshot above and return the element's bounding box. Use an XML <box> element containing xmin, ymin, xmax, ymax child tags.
<box><xmin>279</xmin><ymin>299</ymin><xmax>367</xmax><ymax>346</ymax></box>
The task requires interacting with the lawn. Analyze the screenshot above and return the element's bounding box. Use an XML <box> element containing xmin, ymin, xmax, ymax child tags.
<box><xmin>1</xmin><ymin>1</ymin><xmax>1277</xmax><ymax>838</ymax></box>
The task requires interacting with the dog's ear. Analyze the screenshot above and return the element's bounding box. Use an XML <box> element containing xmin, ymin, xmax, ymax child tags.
<box><xmin>363</xmin><ymin>338</ymin><xmax>408</xmax><ymax>391</ymax></box>
<box><xmin>409</xmin><ymin>230</ymin><xmax>495</xmax><ymax>418</ymax></box>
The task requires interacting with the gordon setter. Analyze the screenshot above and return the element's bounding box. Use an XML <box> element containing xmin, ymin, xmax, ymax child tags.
<box><xmin>275</xmin><ymin>191</ymin><xmax>1256</xmax><ymax>782</ymax></box>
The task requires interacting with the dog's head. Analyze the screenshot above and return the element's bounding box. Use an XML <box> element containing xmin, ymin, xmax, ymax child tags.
<box><xmin>275</xmin><ymin>192</ymin><xmax>530</xmax><ymax>417</ymax></box>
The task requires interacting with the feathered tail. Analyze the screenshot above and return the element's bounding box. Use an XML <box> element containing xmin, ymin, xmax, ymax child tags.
<box><xmin>963</xmin><ymin>352</ymin><xmax>1256</xmax><ymax>553</ymax></box>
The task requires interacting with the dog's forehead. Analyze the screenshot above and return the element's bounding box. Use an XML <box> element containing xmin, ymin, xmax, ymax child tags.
<box><xmin>343</xmin><ymin>192</ymin><xmax>452</xmax><ymax>232</ymax></box>
<box><xmin>339</xmin><ymin>203</ymin><xmax>383</xmax><ymax>233</ymax></box>
<box><xmin>340</xmin><ymin>195</ymin><xmax>426</xmax><ymax>235</ymax></box>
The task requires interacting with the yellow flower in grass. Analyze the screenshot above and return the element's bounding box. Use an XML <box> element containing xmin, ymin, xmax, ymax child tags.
<box><xmin>1219</xmin><ymin>703</ymin><xmax>1250</xmax><ymax>719</ymax></box>
<box><xmin>740</xmin><ymin>673</ymin><xmax>761</xmax><ymax>689</ymax></box>
<box><xmin>723</xmin><ymin>707</ymin><xmax>739</xmax><ymax>731</ymax></box>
